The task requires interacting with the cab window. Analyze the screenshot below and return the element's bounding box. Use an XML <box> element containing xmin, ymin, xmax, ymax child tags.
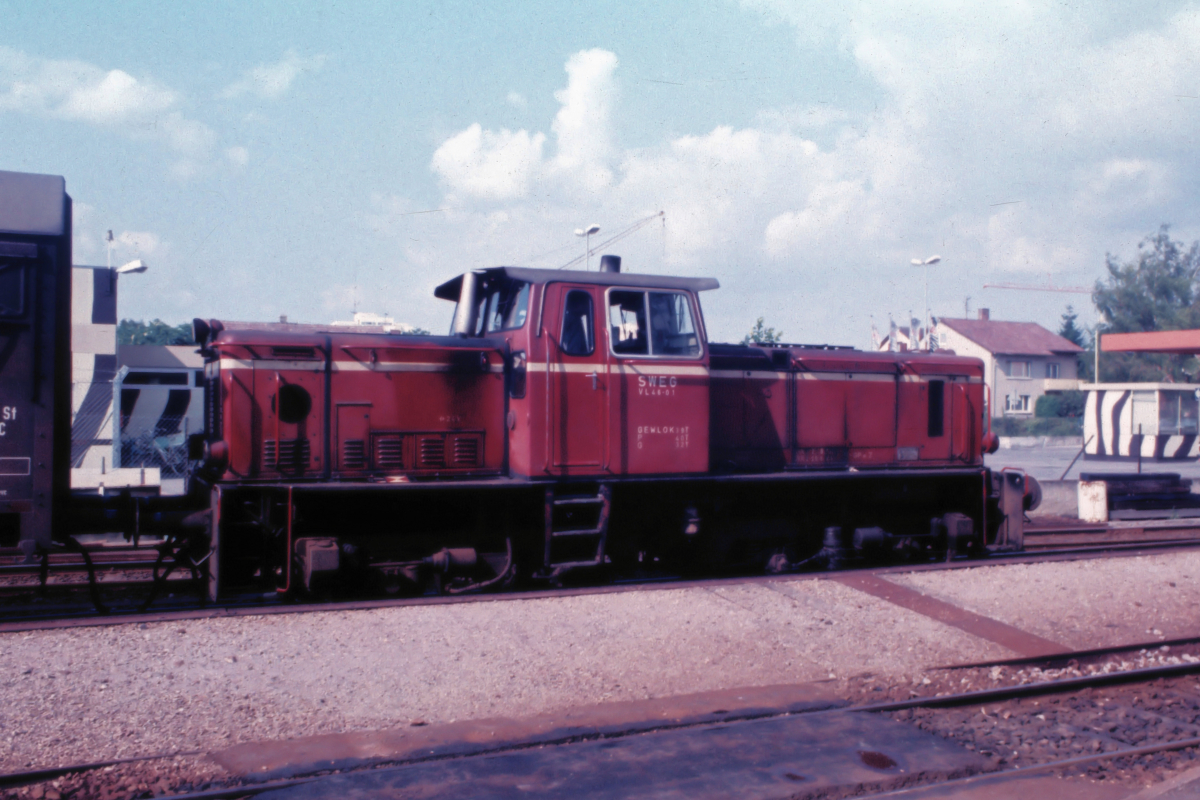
<box><xmin>648</xmin><ymin>292</ymin><xmax>700</xmax><ymax>356</ymax></box>
<box><xmin>471</xmin><ymin>278</ymin><xmax>531</xmax><ymax>335</ymax></box>
<box><xmin>608</xmin><ymin>290</ymin><xmax>647</xmax><ymax>355</ymax></box>
<box><xmin>608</xmin><ymin>289</ymin><xmax>700</xmax><ymax>358</ymax></box>
<box><xmin>560</xmin><ymin>290</ymin><xmax>594</xmax><ymax>356</ymax></box>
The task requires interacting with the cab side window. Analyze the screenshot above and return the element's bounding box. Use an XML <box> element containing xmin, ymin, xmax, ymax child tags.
<box><xmin>648</xmin><ymin>292</ymin><xmax>700</xmax><ymax>356</ymax></box>
<box><xmin>608</xmin><ymin>290</ymin><xmax>647</xmax><ymax>355</ymax></box>
<box><xmin>560</xmin><ymin>290</ymin><xmax>594</xmax><ymax>356</ymax></box>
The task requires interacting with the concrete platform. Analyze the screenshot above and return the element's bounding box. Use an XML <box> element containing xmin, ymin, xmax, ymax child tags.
<box><xmin>253</xmin><ymin>706</ymin><xmax>990</xmax><ymax>800</ymax></box>
<box><xmin>210</xmin><ymin>683</ymin><xmax>845</xmax><ymax>782</ymax></box>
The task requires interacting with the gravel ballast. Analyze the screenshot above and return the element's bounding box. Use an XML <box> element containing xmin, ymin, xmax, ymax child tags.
<box><xmin>3</xmin><ymin>552</ymin><xmax>1198</xmax><ymax>776</ymax></box>
<box><xmin>888</xmin><ymin>551</ymin><xmax>1200</xmax><ymax>649</ymax></box>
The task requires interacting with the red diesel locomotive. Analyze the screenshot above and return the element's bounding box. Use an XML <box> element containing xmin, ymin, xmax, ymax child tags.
<box><xmin>191</xmin><ymin>255</ymin><xmax>1020</xmax><ymax>600</ymax></box>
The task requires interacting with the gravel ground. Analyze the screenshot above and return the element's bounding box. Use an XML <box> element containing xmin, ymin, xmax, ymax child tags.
<box><xmin>0</xmin><ymin>579</ymin><xmax>1005</xmax><ymax>774</ymax></box>
<box><xmin>888</xmin><ymin>551</ymin><xmax>1200</xmax><ymax>649</ymax></box>
<box><xmin>4</xmin><ymin>551</ymin><xmax>1199</xmax><ymax>792</ymax></box>
<box><xmin>6</xmin><ymin>643</ymin><xmax>1200</xmax><ymax>799</ymax></box>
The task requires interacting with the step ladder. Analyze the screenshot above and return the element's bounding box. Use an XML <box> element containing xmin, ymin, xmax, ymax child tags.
<box><xmin>544</xmin><ymin>484</ymin><xmax>611</xmax><ymax>573</ymax></box>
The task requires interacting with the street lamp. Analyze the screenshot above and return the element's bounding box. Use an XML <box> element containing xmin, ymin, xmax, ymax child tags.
<box><xmin>910</xmin><ymin>255</ymin><xmax>941</xmax><ymax>351</ymax></box>
<box><xmin>575</xmin><ymin>224</ymin><xmax>600</xmax><ymax>270</ymax></box>
<box><xmin>115</xmin><ymin>259</ymin><xmax>148</xmax><ymax>274</ymax></box>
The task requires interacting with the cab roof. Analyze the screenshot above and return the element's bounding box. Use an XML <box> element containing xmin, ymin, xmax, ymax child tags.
<box><xmin>434</xmin><ymin>266</ymin><xmax>720</xmax><ymax>302</ymax></box>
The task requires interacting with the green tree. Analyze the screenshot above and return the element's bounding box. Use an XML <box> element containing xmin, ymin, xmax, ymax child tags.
<box><xmin>1093</xmin><ymin>225</ymin><xmax>1200</xmax><ymax>382</ymax></box>
<box><xmin>742</xmin><ymin>317</ymin><xmax>782</xmax><ymax>345</ymax></box>
<box><xmin>118</xmin><ymin>319</ymin><xmax>196</xmax><ymax>346</ymax></box>
<box><xmin>1057</xmin><ymin>305</ymin><xmax>1095</xmax><ymax>381</ymax></box>
<box><xmin>1058</xmin><ymin>305</ymin><xmax>1085</xmax><ymax>347</ymax></box>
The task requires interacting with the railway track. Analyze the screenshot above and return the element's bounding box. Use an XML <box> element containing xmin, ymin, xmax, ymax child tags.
<box><xmin>5</xmin><ymin>639</ymin><xmax>1200</xmax><ymax>799</ymax></box>
<box><xmin>2</xmin><ymin>525</ymin><xmax>1199</xmax><ymax>634</ymax></box>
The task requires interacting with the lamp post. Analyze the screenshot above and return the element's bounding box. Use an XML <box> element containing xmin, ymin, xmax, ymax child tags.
<box><xmin>575</xmin><ymin>224</ymin><xmax>600</xmax><ymax>270</ymax></box>
<box><xmin>910</xmin><ymin>255</ymin><xmax>941</xmax><ymax>351</ymax></box>
<box><xmin>109</xmin><ymin>259</ymin><xmax>149</xmax><ymax>469</ymax></box>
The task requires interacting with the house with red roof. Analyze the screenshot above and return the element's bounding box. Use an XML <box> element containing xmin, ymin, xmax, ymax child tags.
<box><xmin>934</xmin><ymin>309</ymin><xmax>1084</xmax><ymax>417</ymax></box>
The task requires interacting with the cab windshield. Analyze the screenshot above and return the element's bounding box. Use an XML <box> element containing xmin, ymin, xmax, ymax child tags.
<box><xmin>451</xmin><ymin>277</ymin><xmax>530</xmax><ymax>336</ymax></box>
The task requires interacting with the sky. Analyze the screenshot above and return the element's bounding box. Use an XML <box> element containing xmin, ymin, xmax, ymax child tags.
<box><xmin>3</xmin><ymin>0</ymin><xmax>1199</xmax><ymax>347</ymax></box>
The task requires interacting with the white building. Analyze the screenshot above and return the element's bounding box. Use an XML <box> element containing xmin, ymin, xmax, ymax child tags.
<box><xmin>935</xmin><ymin>310</ymin><xmax>1084</xmax><ymax>417</ymax></box>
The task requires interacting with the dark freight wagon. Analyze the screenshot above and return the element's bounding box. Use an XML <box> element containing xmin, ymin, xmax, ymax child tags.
<box><xmin>0</xmin><ymin>171</ymin><xmax>72</xmax><ymax>555</ymax></box>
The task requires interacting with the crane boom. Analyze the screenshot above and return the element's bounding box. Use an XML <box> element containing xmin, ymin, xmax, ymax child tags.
<box><xmin>558</xmin><ymin>211</ymin><xmax>665</xmax><ymax>270</ymax></box>
<box><xmin>982</xmin><ymin>282</ymin><xmax>1091</xmax><ymax>294</ymax></box>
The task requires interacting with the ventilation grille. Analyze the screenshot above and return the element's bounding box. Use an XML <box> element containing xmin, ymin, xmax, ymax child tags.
<box><xmin>264</xmin><ymin>438</ymin><xmax>311</xmax><ymax>471</ymax></box>
<box><xmin>418</xmin><ymin>436</ymin><xmax>446</xmax><ymax>468</ymax></box>
<box><xmin>453</xmin><ymin>436</ymin><xmax>480</xmax><ymax>467</ymax></box>
<box><xmin>375</xmin><ymin>436</ymin><xmax>404</xmax><ymax>470</ymax></box>
<box><xmin>342</xmin><ymin>439</ymin><xmax>366</xmax><ymax>470</ymax></box>
<box><xmin>367</xmin><ymin>432</ymin><xmax>485</xmax><ymax>473</ymax></box>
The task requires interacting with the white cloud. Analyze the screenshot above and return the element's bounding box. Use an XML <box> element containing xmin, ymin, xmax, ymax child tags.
<box><xmin>0</xmin><ymin>47</ymin><xmax>177</xmax><ymax>124</ymax></box>
<box><xmin>221</xmin><ymin>51</ymin><xmax>326</xmax><ymax>100</ymax></box>
<box><xmin>0</xmin><ymin>46</ymin><xmax>217</xmax><ymax>172</ymax></box>
<box><xmin>549</xmin><ymin>48</ymin><xmax>618</xmax><ymax>187</ymax></box>
<box><xmin>431</xmin><ymin>124</ymin><xmax>546</xmax><ymax>200</ymax></box>
<box><xmin>432</xmin><ymin>48</ymin><xmax>617</xmax><ymax>199</ymax></box>
<box><xmin>225</xmin><ymin>145</ymin><xmax>250</xmax><ymax>167</ymax></box>
<box><xmin>506</xmin><ymin>91</ymin><xmax>527</xmax><ymax>109</ymax></box>
<box><xmin>413</xmin><ymin>10</ymin><xmax>1200</xmax><ymax>344</ymax></box>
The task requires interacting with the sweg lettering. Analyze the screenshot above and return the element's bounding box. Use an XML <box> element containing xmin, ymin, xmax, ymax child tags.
<box><xmin>637</xmin><ymin>375</ymin><xmax>678</xmax><ymax>397</ymax></box>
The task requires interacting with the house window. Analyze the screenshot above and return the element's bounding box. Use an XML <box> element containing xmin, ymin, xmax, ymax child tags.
<box><xmin>1008</xmin><ymin>361</ymin><xmax>1030</xmax><ymax>378</ymax></box>
<box><xmin>1046</xmin><ymin>363</ymin><xmax>1060</xmax><ymax>379</ymax></box>
<box><xmin>1005</xmin><ymin>394</ymin><xmax>1031</xmax><ymax>413</ymax></box>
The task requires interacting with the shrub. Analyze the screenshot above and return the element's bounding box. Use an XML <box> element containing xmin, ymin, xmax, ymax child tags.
<box><xmin>1035</xmin><ymin>390</ymin><xmax>1086</xmax><ymax>418</ymax></box>
<box><xmin>991</xmin><ymin>416</ymin><xmax>1082</xmax><ymax>436</ymax></box>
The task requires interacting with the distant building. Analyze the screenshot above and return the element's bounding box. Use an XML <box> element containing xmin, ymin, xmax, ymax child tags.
<box><xmin>70</xmin><ymin>266</ymin><xmax>118</xmax><ymax>470</ymax></box>
<box><xmin>330</xmin><ymin>311</ymin><xmax>417</xmax><ymax>333</ymax></box>
<box><xmin>217</xmin><ymin>313</ymin><xmax>422</xmax><ymax>336</ymax></box>
<box><xmin>935</xmin><ymin>309</ymin><xmax>1084</xmax><ymax>417</ymax></box>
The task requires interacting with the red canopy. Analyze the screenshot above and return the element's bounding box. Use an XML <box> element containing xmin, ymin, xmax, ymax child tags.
<box><xmin>1101</xmin><ymin>330</ymin><xmax>1200</xmax><ymax>355</ymax></box>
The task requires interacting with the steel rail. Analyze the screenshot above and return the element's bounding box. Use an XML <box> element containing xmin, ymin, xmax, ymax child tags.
<box><xmin>935</xmin><ymin>634</ymin><xmax>1200</xmax><ymax>671</ymax></box>
<box><xmin>0</xmin><ymin>751</ymin><xmax>203</xmax><ymax>790</ymax></box>
<box><xmin>873</xmin><ymin>736</ymin><xmax>1200</xmax><ymax>797</ymax></box>
<box><xmin>850</xmin><ymin>660</ymin><xmax>1200</xmax><ymax>714</ymax></box>
<box><xmin>3</xmin><ymin>537</ymin><xmax>1200</xmax><ymax>633</ymax></box>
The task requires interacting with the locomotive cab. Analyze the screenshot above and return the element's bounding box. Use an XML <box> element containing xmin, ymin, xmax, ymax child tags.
<box><xmin>435</xmin><ymin>259</ymin><xmax>718</xmax><ymax>477</ymax></box>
